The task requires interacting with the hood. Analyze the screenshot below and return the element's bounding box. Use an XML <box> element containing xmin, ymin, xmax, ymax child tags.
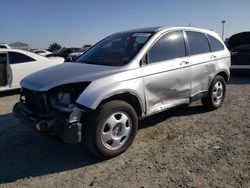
<box><xmin>21</xmin><ymin>63</ymin><xmax>120</xmax><ymax>91</ymax></box>
<box><xmin>228</xmin><ymin>32</ymin><xmax>250</xmax><ymax>49</ymax></box>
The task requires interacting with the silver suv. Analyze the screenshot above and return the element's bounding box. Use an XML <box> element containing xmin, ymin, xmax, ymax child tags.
<box><xmin>13</xmin><ymin>26</ymin><xmax>231</xmax><ymax>158</ymax></box>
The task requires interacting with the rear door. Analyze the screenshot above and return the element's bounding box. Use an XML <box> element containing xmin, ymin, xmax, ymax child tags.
<box><xmin>184</xmin><ymin>31</ymin><xmax>213</xmax><ymax>96</ymax></box>
<box><xmin>142</xmin><ymin>30</ymin><xmax>192</xmax><ymax>115</ymax></box>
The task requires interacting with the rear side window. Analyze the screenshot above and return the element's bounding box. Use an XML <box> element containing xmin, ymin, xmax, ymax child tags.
<box><xmin>208</xmin><ymin>35</ymin><xmax>224</xmax><ymax>52</ymax></box>
<box><xmin>9</xmin><ymin>52</ymin><xmax>35</xmax><ymax>64</ymax></box>
<box><xmin>186</xmin><ymin>31</ymin><xmax>210</xmax><ymax>55</ymax></box>
<box><xmin>148</xmin><ymin>31</ymin><xmax>186</xmax><ymax>63</ymax></box>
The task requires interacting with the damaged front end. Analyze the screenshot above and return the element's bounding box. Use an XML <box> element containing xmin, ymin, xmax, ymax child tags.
<box><xmin>13</xmin><ymin>82</ymin><xmax>90</xmax><ymax>144</ymax></box>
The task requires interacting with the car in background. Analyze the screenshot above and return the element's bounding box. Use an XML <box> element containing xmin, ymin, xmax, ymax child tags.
<box><xmin>46</xmin><ymin>47</ymin><xmax>80</xmax><ymax>59</ymax></box>
<box><xmin>33</xmin><ymin>49</ymin><xmax>52</xmax><ymax>56</ymax></box>
<box><xmin>0</xmin><ymin>43</ymin><xmax>11</xmax><ymax>49</ymax></box>
<box><xmin>0</xmin><ymin>49</ymin><xmax>64</xmax><ymax>91</ymax></box>
<box><xmin>227</xmin><ymin>32</ymin><xmax>250</xmax><ymax>73</ymax></box>
<box><xmin>66</xmin><ymin>46</ymin><xmax>90</xmax><ymax>62</ymax></box>
<box><xmin>13</xmin><ymin>26</ymin><xmax>230</xmax><ymax>158</ymax></box>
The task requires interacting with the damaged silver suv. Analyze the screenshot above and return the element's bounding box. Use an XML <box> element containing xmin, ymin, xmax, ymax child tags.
<box><xmin>13</xmin><ymin>26</ymin><xmax>231</xmax><ymax>158</ymax></box>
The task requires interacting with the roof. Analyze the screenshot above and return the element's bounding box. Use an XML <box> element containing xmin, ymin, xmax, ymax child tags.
<box><xmin>117</xmin><ymin>26</ymin><xmax>218</xmax><ymax>37</ymax></box>
<box><xmin>121</xmin><ymin>26</ymin><xmax>167</xmax><ymax>33</ymax></box>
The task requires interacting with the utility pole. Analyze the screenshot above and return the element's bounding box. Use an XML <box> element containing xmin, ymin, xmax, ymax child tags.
<box><xmin>221</xmin><ymin>20</ymin><xmax>226</xmax><ymax>40</ymax></box>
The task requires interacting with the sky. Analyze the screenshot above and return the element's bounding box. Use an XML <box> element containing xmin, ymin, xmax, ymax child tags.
<box><xmin>0</xmin><ymin>0</ymin><xmax>249</xmax><ymax>49</ymax></box>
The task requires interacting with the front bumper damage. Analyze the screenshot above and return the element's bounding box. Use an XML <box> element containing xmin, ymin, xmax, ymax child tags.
<box><xmin>13</xmin><ymin>100</ymin><xmax>83</xmax><ymax>144</ymax></box>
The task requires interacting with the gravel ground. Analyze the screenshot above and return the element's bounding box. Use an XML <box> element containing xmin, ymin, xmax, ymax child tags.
<box><xmin>0</xmin><ymin>76</ymin><xmax>249</xmax><ymax>188</ymax></box>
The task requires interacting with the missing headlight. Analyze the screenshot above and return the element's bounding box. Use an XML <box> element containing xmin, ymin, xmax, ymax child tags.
<box><xmin>58</xmin><ymin>92</ymin><xmax>71</xmax><ymax>106</ymax></box>
<box><xmin>49</xmin><ymin>82</ymin><xmax>91</xmax><ymax>113</ymax></box>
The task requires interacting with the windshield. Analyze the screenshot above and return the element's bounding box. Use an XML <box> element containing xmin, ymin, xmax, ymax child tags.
<box><xmin>76</xmin><ymin>32</ymin><xmax>153</xmax><ymax>66</ymax></box>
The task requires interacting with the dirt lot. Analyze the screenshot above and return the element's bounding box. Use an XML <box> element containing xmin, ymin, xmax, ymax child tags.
<box><xmin>0</xmin><ymin>76</ymin><xmax>249</xmax><ymax>188</ymax></box>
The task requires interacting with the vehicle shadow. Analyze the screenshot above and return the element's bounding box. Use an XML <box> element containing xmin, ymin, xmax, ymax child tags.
<box><xmin>140</xmin><ymin>104</ymin><xmax>207</xmax><ymax>129</ymax></box>
<box><xmin>0</xmin><ymin>113</ymin><xmax>101</xmax><ymax>184</ymax></box>
<box><xmin>0</xmin><ymin>89</ymin><xmax>20</xmax><ymax>97</ymax></box>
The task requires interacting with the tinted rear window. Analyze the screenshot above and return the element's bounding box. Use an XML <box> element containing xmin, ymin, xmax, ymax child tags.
<box><xmin>186</xmin><ymin>31</ymin><xmax>210</xmax><ymax>55</ymax></box>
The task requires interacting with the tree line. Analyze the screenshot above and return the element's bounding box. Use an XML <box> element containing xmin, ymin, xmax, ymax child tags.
<box><xmin>48</xmin><ymin>42</ymin><xmax>92</xmax><ymax>52</ymax></box>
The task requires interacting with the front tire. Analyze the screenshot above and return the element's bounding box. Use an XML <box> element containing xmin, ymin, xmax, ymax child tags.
<box><xmin>84</xmin><ymin>100</ymin><xmax>138</xmax><ymax>158</ymax></box>
<box><xmin>201</xmin><ymin>75</ymin><xmax>226</xmax><ymax>110</ymax></box>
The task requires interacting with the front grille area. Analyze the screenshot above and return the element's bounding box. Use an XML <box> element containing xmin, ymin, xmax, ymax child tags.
<box><xmin>22</xmin><ymin>88</ymin><xmax>47</xmax><ymax>114</ymax></box>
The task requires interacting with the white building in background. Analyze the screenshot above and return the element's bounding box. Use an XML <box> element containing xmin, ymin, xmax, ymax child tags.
<box><xmin>9</xmin><ymin>42</ymin><xmax>29</xmax><ymax>50</ymax></box>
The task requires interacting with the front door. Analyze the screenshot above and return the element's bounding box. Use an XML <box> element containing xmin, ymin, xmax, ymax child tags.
<box><xmin>142</xmin><ymin>30</ymin><xmax>191</xmax><ymax>115</ymax></box>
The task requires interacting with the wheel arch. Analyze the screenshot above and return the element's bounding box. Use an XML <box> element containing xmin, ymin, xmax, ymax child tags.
<box><xmin>99</xmin><ymin>92</ymin><xmax>144</xmax><ymax>118</ymax></box>
<box><xmin>207</xmin><ymin>70</ymin><xmax>229</xmax><ymax>90</ymax></box>
<box><xmin>216</xmin><ymin>70</ymin><xmax>229</xmax><ymax>82</ymax></box>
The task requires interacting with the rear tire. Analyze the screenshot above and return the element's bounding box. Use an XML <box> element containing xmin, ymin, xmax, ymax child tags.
<box><xmin>84</xmin><ymin>100</ymin><xmax>138</xmax><ymax>158</ymax></box>
<box><xmin>201</xmin><ymin>75</ymin><xmax>226</xmax><ymax>110</ymax></box>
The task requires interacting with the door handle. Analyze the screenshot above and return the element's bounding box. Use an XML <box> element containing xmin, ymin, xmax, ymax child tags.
<box><xmin>210</xmin><ymin>55</ymin><xmax>217</xmax><ymax>59</ymax></box>
<box><xmin>180</xmin><ymin>61</ymin><xmax>189</xmax><ymax>65</ymax></box>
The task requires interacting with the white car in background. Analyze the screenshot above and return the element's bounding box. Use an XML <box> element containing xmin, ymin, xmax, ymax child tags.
<box><xmin>0</xmin><ymin>49</ymin><xmax>64</xmax><ymax>91</ymax></box>
<box><xmin>33</xmin><ymin>49</ymin><xmax>52</xmax><ymax>56</ymax></box>
<box><xmin>0</xmin><ymin>43</ymin><xmax>11</xmax><ymax>49</ymax></box>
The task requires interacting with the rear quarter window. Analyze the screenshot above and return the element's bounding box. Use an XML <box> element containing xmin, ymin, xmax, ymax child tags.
<box><xmin>186</xmin><ymin>31</ymin><xmax>210</xmax><ymax>55</ymax></box>
<box><xmin>208</xmin><ymin>35</ymin><xmax>224</xmax><ymax>52</ymax></box>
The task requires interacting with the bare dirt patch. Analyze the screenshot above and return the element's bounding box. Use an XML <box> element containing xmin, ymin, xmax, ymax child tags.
<box><xmin>0</xmin><ymin>76</ymin><xmax>249</xmax><ymax>188</ymax></box>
